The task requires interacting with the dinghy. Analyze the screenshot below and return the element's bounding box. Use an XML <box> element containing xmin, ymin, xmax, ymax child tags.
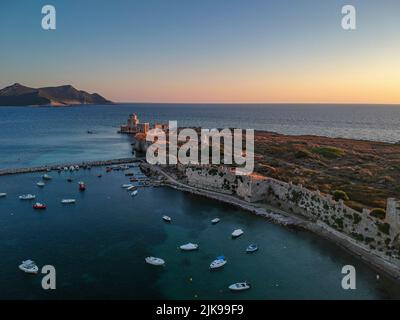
<box><xmin>211</xmin><ymin>218</ymin><xmax>220</xmax><ymax>224</ymax></box>
<box><xmin>145</xmin><ymin>257</ymin><xmax>165</xmax><ymax>266</ymax></box>
<box><xmin>246</xmin><ymin>244</ymin><xmax>258</xmax><ymax>253</ymax></box>
<box><xmin>61</xmin><ymin>199</ymin><xmax>76</xmax><ymax>204</ymax></box>
<box><xmin>179</xmin><ymin>243</ymin><xmax>199</xmax><ymax>251</ymax></box>
<box><xmin>163</xmin><ymin>215</ymin><xmax>172</xmax><ymax>222</ymax></box>
<box><xmin>18</xmin><ymin>260</ymin><xmax>39</xmax><ymax>274</ymax></box>
<box><xmin>228</xmin><ymin>282</ymin><xmax>250</xmax><ymax>291</ymax></box>
<box><xmin>0</xmin><ymin>193</ymin><xmax>7</xmax><ymax>198</ymax></box>
<box><xmin>232</xmin><ymin>229</ymin><xmax>244</xmax><ymax>238</ymax></box>
<box><xmin>210</xmin><ymin>256</ymin><xmax>227</xmax><ymax>269</ymax></box>
<box><xmin>37</xmin><ymin>182</ymin><xmax>45</xmax><ymax>187</ymax></box>
<box><xmin>19</xmin><ymin>194</ymin><xmax>36</xmax><ymax>200</ymax></box>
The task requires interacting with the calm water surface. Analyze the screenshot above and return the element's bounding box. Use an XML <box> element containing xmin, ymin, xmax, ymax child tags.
<box><xmin>0</xmin><ymin>167</ymin><xmax>400</xmax><ymax>299</ymax></box>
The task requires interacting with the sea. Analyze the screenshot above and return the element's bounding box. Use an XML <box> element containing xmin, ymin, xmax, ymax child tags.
<box><xmin>1</xmin><ymin>103</ymin><xmax>400</xmax><ymax>299</ymax></box>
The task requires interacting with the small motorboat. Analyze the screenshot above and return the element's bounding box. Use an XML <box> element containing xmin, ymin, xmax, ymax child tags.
<box><xmin>33</xmin><ymin>202</ymin><xmax>47</xmax><ymax>210</ymax></box>
<box><xmin>127</xmin><ymin>186</ymin><xmax>137</xmax><ymax>191</ymax></box>
<box><xmin>232</xmin><ymin>229</ymin><xmax>244</xmax><ymax>238</ymax></box>
<box><xmin>228</xmin><ymin>282</ymin><xmax>251</xmax><ymax>291</ymax></box>
<box><xmin>125</xmin><ymin>172</ymin><xmax>134</xmax><ymax>176</ymax></box>
<box><xmin>19</xmin><ymin>194</ymin><xmax>36</xmax><ymax>200</ymax></box>
<box><xmin>211</xmin><ymin>218</ymin><xmax>220</xmax><ymax>224</ymax></box>
<box><xmin>210</xmin><ymin>256</ymin><xmax>227</xmax><ymax>269</ymax></box>
<box><xmin>106</xmin><ymin>168</ymin><xmax>112</xmax><ymax>173</ymax></box>
<box><xmin>180</xmin><ymin>243</ymin><xmax>199</xmax><ymax>251</ymax></box>
<box><xmin>69</xmin><ymin>166</ymin><xmax>75</xmax><ymax>171</ymax></box>
<box><xmin>19</xmin><ymin>260</ymin><xmax>39</xmax><ymax>274</ymax></box>
<box><xmin>246</xmin><ymin>244</ymin><xmax>258</xmax><ymax>253</ymax></box>
<box><xmin>78</xmin><ymin>182</ymin><xmax>86</xmax><ymax>191</ymax></box>
<box><xmin>67</xmin><ymin>178</ymin><xmax>73</xmax><ymax>182</ymax></box>
<box><xmin>122</xmin><ymin>184</ymin><xmax>133</xmax><ymax>189</ymax></box>
<box><xmin>97</xmin><ymin>174</ymin><xmax>102</xmax><ymax>178</ymax></box>
<box><xmin>61</xmin><ymin>199</ymin><xmax>76</xmax><ymax>204</ymax></box>
<box><xmin>131</xmin><ymin>190</ymin><xmax>138</xmax><ymax>196</ymax></box>
<box><xmin>42</xmin><ymin>174</ymin><xmax>52</xmax><ymax>180</ymax></box>
<box><xmin>87</xmin><ymin>130</ymin><xmax>94</xmax><ymax>134</ymax></box>
<box><xmin>163</xmin><ymin>215</ymin><xmax>172</xmax><ymax>222</ymax></box>
<box><xmin>145</xmin><ymin>257</ymin><xmax>165</xmax><ymax>266</ymax></box>
<box><xmin>37</xmin><ymin>182</ymin><xmax>45</xmax><ymax>187</ymax></box>
<box><xmin>0</xmin><ymin>193</ymin><xmax>7</xmax><ymax>198</ymax></box>
<box><xmin>130</xmin><ymin>177</ymin><xmax>138</xmax><ymax>182</ymax></box>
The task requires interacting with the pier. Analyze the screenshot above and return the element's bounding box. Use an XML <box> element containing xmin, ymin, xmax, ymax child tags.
<box><xmin>0</xmin><ymin>157</ymin><xmax>143</xmax><ymax>176</ymax></box>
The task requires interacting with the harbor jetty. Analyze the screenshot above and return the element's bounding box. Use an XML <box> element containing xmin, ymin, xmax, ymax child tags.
<box><xmin>0</xmin><ymin>158</ymin><xmax>142</xmax><ymax>176</ymax></box>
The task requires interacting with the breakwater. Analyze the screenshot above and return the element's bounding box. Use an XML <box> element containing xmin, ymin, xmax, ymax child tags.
<box><xmin>0</xmin><ymin>158</ymin><xmax>142</xmax><ymax>176</ymax></box>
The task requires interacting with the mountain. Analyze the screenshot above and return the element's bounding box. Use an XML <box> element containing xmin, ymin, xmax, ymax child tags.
<box><xmin>0</xmin><ymin>83</ymin><xmax>113</xmax><ymax>106</ymax></box>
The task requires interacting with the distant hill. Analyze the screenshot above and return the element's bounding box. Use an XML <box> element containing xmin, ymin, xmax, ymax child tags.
<box><xmin>0</xmin><ymin>83</ymin><xmax>113</xmax><ymax>106</ymax></box>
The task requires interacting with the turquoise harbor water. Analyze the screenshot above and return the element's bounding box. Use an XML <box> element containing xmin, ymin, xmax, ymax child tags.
<box><xmin>1</xmin><ymin>166</ymin><xmax>400</xmax><ymax>300</ymax></box>
<box><xmin>1</xmin><ymin>104</ymin><xmax>400</xmax><ymax>299</ymax></box>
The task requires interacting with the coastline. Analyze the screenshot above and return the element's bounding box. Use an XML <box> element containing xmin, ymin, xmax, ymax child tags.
<box><xmin>149</xmin><ymin>165</ymin><xmax>400</xmax><ymax>281</ymax></box>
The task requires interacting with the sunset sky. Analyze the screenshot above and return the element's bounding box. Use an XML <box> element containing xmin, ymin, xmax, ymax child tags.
<box><xmin>1</xmin><ymin>0</ymin><xmax>399</xmax><ymax>103</ymax></box>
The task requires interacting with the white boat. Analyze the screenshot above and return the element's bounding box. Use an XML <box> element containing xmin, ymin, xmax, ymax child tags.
<box><xmin>210</xmin><ymin>256</ymin><xmax>227</xmax><ymax>269</ymax></box>
<box><xmin>163</xmin><ymin>215</ymin><xmax>172</xmax><ymax>222</ymax></box>
<box><xmin>19</xmin><ymin>194</ymin><xmax>36</xmax><ymax>200</ymax></box>
<box><xmin>131</xmin><ymin>190</ymin><xmax>138</xmax><ymax>196</ymax></box>
<box><xmin>228</xmin><ymin>282</ymin><xmax>251</xmax><ymax>291</ymax></box>
<box><xmin>0</xmin><ymin>193</ymin><xmax>6</xmax><ymax>198</ymax></box>
<box><xmin>69</xmin><ymin>166</ymin><xmax>75</xmax><ymax>171</ymax></box>
<box><xmin>37</xmin><ymin>182</ymin><xmax>45</xmax><ymax>187</ymax></box>
<box><xmin>246</xmin><ymin>244</ymin><xmax>258</xmax><ymax>253</ymax></box>
<box><xmin>61</xmin><ymin>199</ymin><xmax>76</xmax><ymax>204</ymax></box>
<box><xmin>211</xmin><ymin>218</ymin><xmax>220</xmax><ymax>224</ymax></box>
<box><xmin>18</xmin><ymin>260</ymin><xmax>39</xmax><ymax>274</ymax></box>
<box><xmin>42</xmin><ymin>174</ymin><xmax>52</xmax><ymax>180</ymax></box>
<box><xmin>127</xmin><ymin>186</ymin><xmax>136</xmax><ymax>191</ymax></box>
<box><xmin>145</xmin><ymin>257</ymin><xmax>165</xmax><ymax>266</ymax></box>
<box><xmin>122</xmin><ymin>184</ymin><xmax>133</xmax><ymax>189</ymax></box>
<box><xmin>180</xmin><ymin>243</ymin><xmax>199</xmax><ymax>251</ymax></box>
<box><xmin>232</xmin><ymin>229</ymin><xmax>244</xmax><ymax>238</ymax></box>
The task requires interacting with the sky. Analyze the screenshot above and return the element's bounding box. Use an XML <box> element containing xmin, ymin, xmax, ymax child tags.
<box><xmin>0</xmin><ymin>0</ymin><xmax>399</xmax><ymax>103</ymax></box>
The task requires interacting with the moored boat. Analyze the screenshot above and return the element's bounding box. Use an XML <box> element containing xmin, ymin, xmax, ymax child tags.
<box><xmin>145</xmin><ymin>257</ymin><xmax>165</xmax><ymax>266</ymax></box>
<box><xmin>33</xmin><ymin>202</ymin><xmax>47</xmax><ymax>210</ymax></box>
<box><xmin>210</xmin><ymin>256</ymin><xmax>227</xmax><ymax>269</ymax></box>
<box><xmin>78</xmin><ymin>182</ymin><xmax>86</xmax><ymax>191</ymax></box>
<box><xmin>61</xmin><ymin>199</ymin><xmax>76</xmax><ymax>204</ymax></box>
<box><xmin>232</xmin><ymin>229</ymin><xmax>244</xmax><ymax>238</ymax></box>
<box><xmin>37</xmin><ymin>182</ymin><xmax>45</xmax><ymax>187</ymax></box>
<box><xmin>42</xmin><ymin>174</ymin><xmax>52</xmax><ymax>180</ymax></box>
<box><xmin>211</xmin><ymin>218</ymin><xmax>220</xmax><ymax>224</ymax></box>
<box><xmin>162</xmin><ymin>215</ymin><xmax>172</xmax><ymax>222</ymax></box>
<box><xmin>19</xmin><ymin>194</ymin><xmax>36</xmax><ymax>200</ymax></box>
<box><xmin>131</xmin><ymin>190</ymin><xmax>138</xmax><ymax>196</ymax></box>
<box><xmin>19</xmin><ymin>260</ymin><xmax>39</xmax><ymax>274</ymax></box>
<box><xmin>179</xmin><ymin>243</ymin><xmax>199</xmax><ymax>251</ymax></box>
<box><xmin>0</xmin><ymin>193</ymin><xmax>7</xmax><ymax>198</ymax></box>
<box><xmin>228</xmin><ymin>282</ymin><xmax>251</xmax><ymax>291</ymax></box>
<box><xmin>122</xmin><ymin>184</ymin><xmax>133</xmax><ymax>189</ymax></box>
<box><xmin>246</xmin><ymin>244</ymin><xmax>258</xmax><ymax>253</ymax></box>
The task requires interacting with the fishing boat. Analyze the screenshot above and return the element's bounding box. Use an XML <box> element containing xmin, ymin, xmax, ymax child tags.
<box><xmin>145</xmin><ymin>257</ymin><xmax>165</xmax><ymax>266</ymax></box>
<box><xmin>37</xmin><ymin>182</ymin><xmax>45</xmax><ymax>187</ymax></box>
<box><xmin>33</xmin><ymin>202</ymin><xmax>47</xmax><ymax>210</ymax></box>
<box><xmin>42</xmin><ymin>174</ymin><xmax>52</xmax><ymax>180</ymax></box>
<box><xmin>0</xmin><ymin>193</ymin><xmax>7</xmax><ymax>197</ymax></box>
<box><xmin>61</xmin><ymin>199</ymin><xmax>76</xmax><ymax>204</ymax></box>
<box><xmin>162</xmin><ymin>215</ymin><xmax>172</xmax><ymax>222</ymax></box>
<box><xmin>19</xmin><ymin>260</ymin><xmax>39</xmax><ymax>274</ymax></box>
<box><xmin>246</xmin><ymin>244</ymin><xmax>258</xmax><ymax>253</ymax></box>
<box><xmin>232</xmin><ymin>229</ymin><xmax>244</xmax><ymax>238</ymax></box>
<box><xmin>179</xmin><ymin>243</ymin><xmax>199</xmax><ymax>251</ymax></box>
<box><xmin>210</xmin><ymin>256</ymin><xmax>227</xmax><ymax>269</ymax></box>
<box><xmin>131</xmin><ymin>190</ymin><xmax>138</xmax><ymax>196</ymax></box>
<box><xmin>78</xmin><ymin>182</ymin><xmax>86</xmax><ymax>191</ymax></box>
<box><xmin>228</xmin><ymin>282</ymin><xmax>251</xmax><ymax>291</ymax></box>
<box><xmin>211</xmin><ymin>218</ymin><xmax>220</xmax><ymax>224</ymax></box>
<box><xmin>19</xmin><ymin>194</ymin><xmax>36</xmax><ymax>200</ymax></box>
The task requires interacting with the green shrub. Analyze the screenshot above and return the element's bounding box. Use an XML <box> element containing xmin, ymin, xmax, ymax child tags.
<box><xmin>332</xmin><ymin>190</ymin><xmax>350</xmax><ymax>201</ymax></box>
<box><xmin>311</xmin><ymin>146</ymin><xmax>345</xmax><ymax>159</ymax></box>
<box><xmin>370</xmin><ymin>208</ymin><xmax>386</xmax><ymax>219</ymax></box>
<box><xmin>376</xmin><ymin>222</ymin><xmax>390</xmax><ymax>235</ymax></box>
